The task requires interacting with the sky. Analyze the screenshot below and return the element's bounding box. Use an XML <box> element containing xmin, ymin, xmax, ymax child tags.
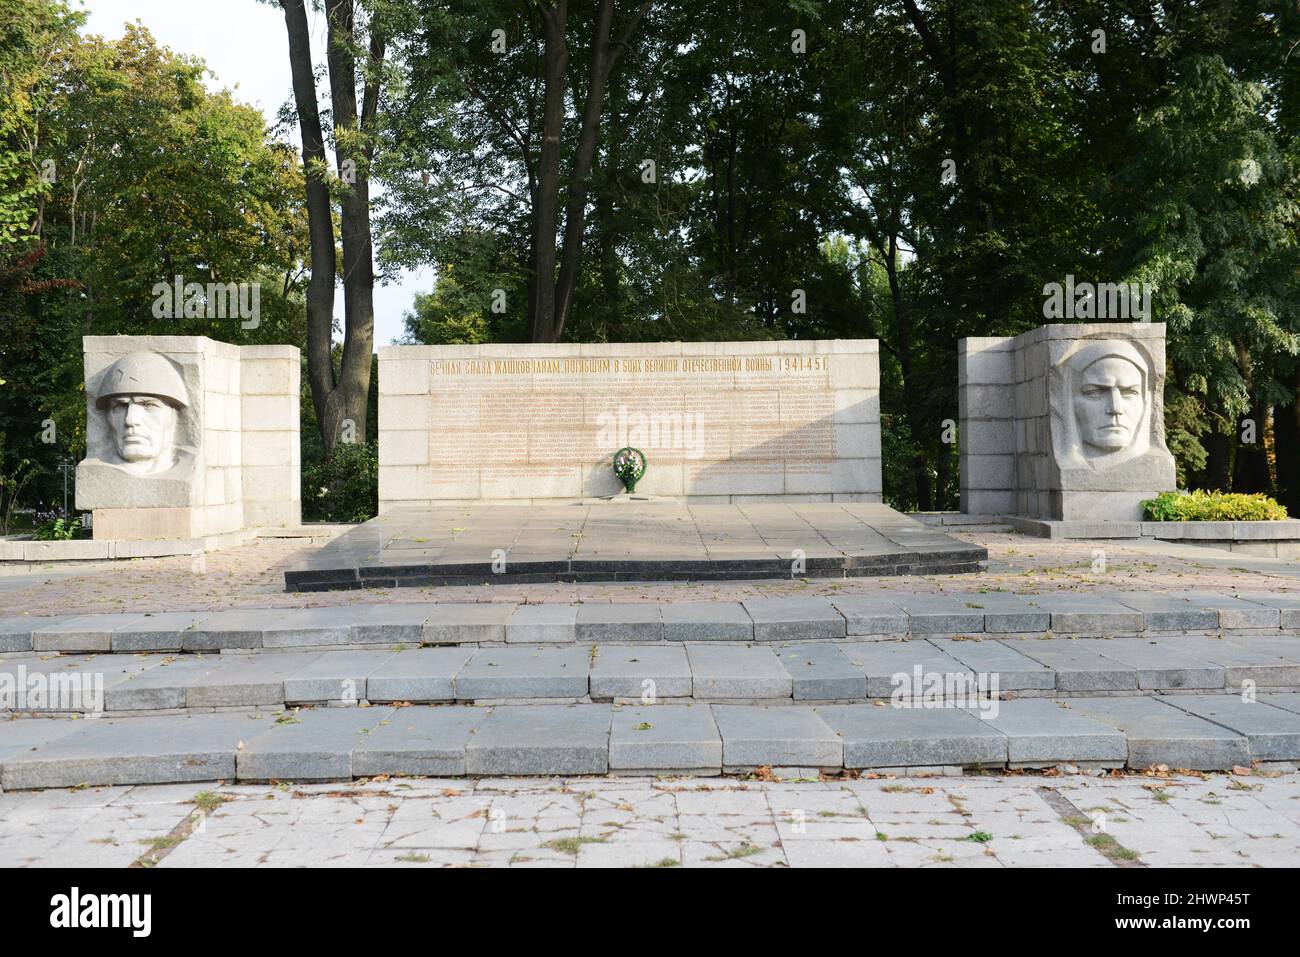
<box><xmin>78</xmin><ymin>0</ymin><xmax>427</xmax><ymax>346</ymax></box>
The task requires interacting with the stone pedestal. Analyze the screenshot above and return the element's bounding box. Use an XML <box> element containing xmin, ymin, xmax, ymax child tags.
<box><xmin>959</xmin><ymin>324</ymin><xmax>1176</xmax><ymax>522</ymax></box>
<box><xmin>75</xmin><ymin>337</ymin><xmax>300</xmax><ymax>541</ymax></box>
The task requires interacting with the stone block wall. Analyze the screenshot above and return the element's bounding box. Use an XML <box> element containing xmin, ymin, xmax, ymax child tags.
<box><xmin>959</xmin><ymin>323</ymin><xmax>1176</xmax><ymax>521</ymax></box>
<box><xmin>77</xmin><ymin>336</ymin><xmax>300</xmax><ymax>540</ymax></box>
<box><xmin>378</xmin><ymin>340</ymin><xmax>882</xmax><ymax>509</ymax></box>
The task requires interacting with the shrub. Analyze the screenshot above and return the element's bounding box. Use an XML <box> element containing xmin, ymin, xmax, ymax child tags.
<box><xmin>32</xmin><ymin>508</ymin><xmax>84</xmax><ymax>540</ymax></box>
<box><xmin>303</xmin><ymin>441</ymin><xmax>378</xmax><ymax>523</ymax></box>
<box><xmin>1141</xmin><ymin>490</ymin><xmax>1288</xmax><ymax>522</ymax></box>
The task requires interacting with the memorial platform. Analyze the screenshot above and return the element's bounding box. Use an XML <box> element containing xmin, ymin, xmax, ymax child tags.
<box><xmin>284</xmin><ymin>501</ymin><xmax>987</xmax><ymax>591</ymax></box>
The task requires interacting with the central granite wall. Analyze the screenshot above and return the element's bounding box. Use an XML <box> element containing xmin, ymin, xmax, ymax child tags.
<box><xmin>378</xmin><ymin>340</ymin><xmax>881</xmax><ymax>508</ymax></box>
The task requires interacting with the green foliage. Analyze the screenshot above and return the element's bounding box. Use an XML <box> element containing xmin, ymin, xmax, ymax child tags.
<box><xmin>302</xmin><ymin>441</ymin><xmax>379</xmax><ymax>524</ymax></box>
<box><xmin>32</xmin><ymin>510</ymin><xmax>81</xmax><ymax>540</ymax></box>
<box><xmin>1142</xmin><ymin>490</ymin><xmax>1288</xmax><ymax>523</ymax></box>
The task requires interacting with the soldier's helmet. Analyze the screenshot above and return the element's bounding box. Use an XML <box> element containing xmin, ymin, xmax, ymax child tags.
<box><xmin>95</xmin><ymin>353</ymin><xmax>189</xmax><ymax>410</ymax></box>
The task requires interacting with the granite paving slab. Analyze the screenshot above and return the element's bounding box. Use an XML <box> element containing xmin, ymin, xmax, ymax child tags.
<box><xmin>927</xmin><ymin>637</ymin><xmax>1055</xmax><ymax>691</ymax></box>
<box><xmin>1232</xmin><ymin>593</ymin><xmax>1300</xmax><ymax>628</ymax></box>
<box><xmin>1080</xmin><ymin>638</ymin><xmax>1226</xmax><ymax>690</ymax></box>
<box><xmin>576</xmin><ymin>604</ymin><xmax>664</xmax><ymax>642</ymax></box>
<box><xmin>349</xmin><ymin>604</ymin><xmax>434</xmax><ymax>644</ymax></box>
<box><xmin>365</xmin><ymin>647</ymin><xmax>476</xmax><ymax>702</ymax></box>
<box><xmin>827</xmin><ymin>596</ymin><xmax>909</xmax><ymax>635</ymax></box>
<box><xmin>972</xmin><ymin>699</ymin><xmax>1127</xmax><ymax>766</ymax></box>
<box><xmin>182</xmin><ymin>609</ymin><xmax>275</xmax><ymax>651</ymax></box>
<box><xmin>589</xmin><ymin>645</ymin><xmax>691</xmax><ymax>700</ymax></box>
<box><xmin>955</xmin><ymin>593</ymin><xmax>1051</xmax><ymax>632</ymax></box>
<box><xmin>32</xmin><ymin>613</ymin><xmax>151</xmax><ymax>653</ymax></box>
<box><xmin>283</xmin><ymin>650</ymin><xmax>398</xmax><ymax>703</ymax></box>
<box><xmin>1</xmin><ymin>654</ymin><xmax>162</xmax><ymax>713</ymax></box>
<box><xmin>838</xmin><ymin>640</ymin><xmax>975</xmax><ymax>699</ymax></box>
<box><xmin>885</xmin><ymin>594</ymin><xmax>985</xmax><ymax>634</ymax></box>
<box><xmin>0</xmin><ymin>712</ymin><xmax>266</xmax><ymax>789</ymax></box>
<box><xmin>1260</xmin><ymin>693</ymin><xmax>1300</xmax><ymax>715</ymax></box>
<box><xmin>0</xmin><ymin>616</ymin><xmax>73</xmax><ymax>653</ymax></box>
<box><xmin>1024</xmin><ymin>595</ymin><xmax>1143</xmax><ymax>635</ymax></box>
<box><xmin>237</xmin><ymin>707</ymin><xmax>396</xmax><ymax>781</ymax></box>
<box><xmin>742</xmin><ymin>598</ymin><xmax>845</xmax><ymax>641</ymax></box>
<box><xmin>1005</xmin><ymin>638</ymin><xmax>1140</xmax><ymax>691</ymax></box>
<box><xmin>685</xmin><ymin>645</ymin><xmax>792</xmax><ymax>699</ymax></box>
<box><xmin>1110</xmin><ymin>593</ymin><xmax>1220</xmax><ymax>632</ymax></box>
<box><xmin>1158</xmin><ymin>695</ymin><xmax>1300</xmax><ymax>762</ymax></box>
<box><xmin>0</xmin><ymin>715</ymin><xmax>86</xmax><ymax>764</ymax></box>
<box><xmin>260</xmin><ymin>607</ymin><xmax>358</xmax><ymax>648</ymax></box>
<box><xmin>816</xmin><ymin>702</ymin><xmax>1006</xmax><ymax>768</ymax></box>
<box><xmin>422</xmin><ymin>603</ymin><xmax>514</xmax><ymax>644</ymax></box>
<box><xmin>110</xmin><ymin>612</ymin><xmax>211</xmax><ymax>652</ymax></box>
<box><xmin>711</xmin><ymin>704</ymin><xmax>842</xmax><ymax>769</ymax></box>
<box><xmin>775</xmin><ymin>643</ymin><xmax>868</xmax><ymax>700</ymax></box>
<box><xmin>455</xmin><ymin>646</ymin><xmax>590</xmax><ymax>700</ymax></box>
<box><xmin>352</xmin><ymin>706</ymin><xmax>487</xmax><ymax>776</ymax></box>
<box><xmin>1149</xmin><ymin>635</ymin><xmax>1300</xmax><ymax>688</ymax></box>
<box><xmin>608</xmin><ymin>704</ymin><xmax>722</xmax><ymax>771</ymax></box>
<box><xmin>184</xmin><ymin>652</ymin><xmax>324</xmax><ymax>708</ymax></box>
<box><xmin>285</xmin><ymin>503</ymin><xmax>986</xmax><ymax>590</ymax></box>
<box><xmin>1064</xmin><ymin>697</ymin><xmax>1250</xmax><ymax>770</ymax></box>
<box><xmin>506</xmin><ymin>604</ymin><xmax>578</xmax><ymax>643</ymax></box>
<box><xmin>659</xmin><ymin>602</ymin><xmax>753</xmax><ymax>641</ymax></box>
<box><xmin>104</xmin><ymin>656</ymin><xmax>219</xmax><ymax>711</ymax></box>
<box><xmin>465</xmin><ymin>704</ymin><xmax>611</xmax><ymax>774</ymax></box>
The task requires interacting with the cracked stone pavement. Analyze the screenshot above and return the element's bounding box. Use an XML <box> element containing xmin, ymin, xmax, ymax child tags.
<box><xmin>2</xmin><ymin>771</ymin><xmax>1298</xmax><ymax>868</ymax></box>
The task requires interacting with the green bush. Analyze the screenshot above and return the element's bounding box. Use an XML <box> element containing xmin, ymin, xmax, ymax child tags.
<box><xmin>302</xmin><ymin>441</ymin><xmax>378</xmax><ymax>523</ymax></box>
<box><xmin>1141</xmin><ymin>490</ymin><xmax>1289</xmax><ymax>522</ymax></box>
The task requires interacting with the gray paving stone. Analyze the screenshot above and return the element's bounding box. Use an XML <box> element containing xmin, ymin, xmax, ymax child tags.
<box><xmin>576</xmin><ymin>604</ymin><xmax>664</xmax><ymax>642</ymax></box>
<box><xmin>465</xmin><ymin>704</ymin><xmax>611</xmax><ymax>774</ymax></box>
<box><xmin>973</xmin><ymin>698</ymin><xmax>1127</xmax><ymax>767</ymax></box>
<box><xmin>816</xmin><ymin>703</ymin><xmax>1007</xmax><ymax>768</ymax></box>
<box><xmin>185</xmin><ymin>652</ymin><xmax>323</xmax><ymax>708</ymax></box>
<box><xmin>1026</xmin><ymin>595</ymin><xmax>1143</xmax><ymax>635</ymax></box>
<box><xmin>32</xmin><ymin>614</ymin><xmax>149</xmax><ymax>652</ymax></box>
<box><xmin>1006</xmin><ymin>638</ymin><xmax>1139</xmax><ymax>691</ymax></box>
<box><xmin>260</xmin><ymin>607</ymin><xmax>356</xmax><ymax>648</ymax></box>
<box><xmin>1110</xmin><ymin>593</ymin><xmax>1219</xmax><ymax>631</ymax></box>
<box><xmin>1260</xmin><ymin>693</ymin><xmax>1300</xmax><ymax>715</ymax></box>
<box><xmin>1159</xmin><ymin>695</ymin><xmax>1300</xmax><ymax>762</ymax></box>
<box><xmin>1232</xmin><ymin>593</ymin><xmax>1300</xmax><ymax>628</ymax></box>
<box><xmin>352</xmin><ymin>706</ymin><xmax>487</xmax><ymax>776</ymax></box>
<box><xmin>958</xmin><ymin>593</ymin><xmax>1050</xmax><ymax>632</ymax></box>
<box><xmin>838</xmin><ymin>640</ymin><xmax>975</xmax><ymax>699</ymax></box>
<box><xmin>1064</xmin><ymin>697</ymin><xmax>1250</xmax><ymax>770</ymax></box>
<box><xmin>182</xmin><ymin>609</ymin><xmax>271</xmax><ymax>651</ymax></box>
<box><xmin>0</xmin><ymin>616</ymin><xmax>72</xmax><ymax>653</ymax></box>
<box><xmin>110</xmin><ymin>612</ymin><xmax>210</xmax><ymax>652</ymax></box>
<box><xmin>685</xmin><ymin>645</ymin><xmax>791</xmax><ymax>699</ymax></box>
<box><xmin>237</xmin><ymin>707</ymin><xmax>395</xmax><ymax>781</ymax></box>
<box><xmin>348</xmin><ymin>604</ymin><xmax>432</xmax><ymax>644</ymax></box>
<box><xmin>589</xmin><ymin>645</ymin><xmax>691</xmax><ymax>700</ymax></box>
<box><xmin>422</xmin><ymin>603</ymin><xmax>514</xmax><ymax>644</ymax></box>
<box><xmin>775</xmin><ymin>644</ymin><xmax>867</xmax><ymax>700</ymax></box>
<box><xmin>455</xmin><ymin>646</ymin><xmax>590</xmax><ymax>700</ymax></box>
<box><xmin>283</xmin><ymin>650</ymin><xmax>398</xmax><ymax>703</ymax></box>
<box><xmin>927</xmin><ymin>637</ymin><xmax>1055</xmax><ymax>691</ymax></box>
<box><xmin>1221</xmin><ymin>635</ymin><xmax>1300</xmax><ymax>663</ymax></box>
<box><xmin>505</xmin><ymin>604</ymin><xmax>578</xmax><ymax>644</ymax></box>
<box><xmin>0</xmin><ymin>712</ymin><xmax>262</xmax><ymax>789</ymax></box>
<box><xmin>2</xmin><ymin>655</ymin><xmax>159</xmax><ymax>714</ymax></box>
<box><xmin>886</xmin><ymin>594</ymin><xmax>985</xmax><ymax>634</ymax></box>
<box><xmin>1179</xmin><ymin>591</ymin><xmax>1281</xmax><ymax>630</ymax></box>
<box><xmin>659</xmin><ymin>602</ymin><xmax>753</xmax><ymax>641</ymax></box>
<box><xmin>711</xmin><ymin>705</ymin><xmax>842</xmax><ymax>769</ymax></box>
<box><xmin>1150</xmin><ymin>636</ymin><xmax>1300</xmax><ymax>688</ymax></box>
<box><xmin>741</xmin><ymin>598</ymin><xmax>845</xmax><ymax>641</ymax></box>
<box><xmin>609</xmin><ymin>705</ymin><xmax>721</xmax><ymax>771</ymax></box>
<box><xmin>0</xmin><ymin>715</ymin><xmax>85</xmax><ymax>763</ymax></box>
<box><xmin>104</xmin><ymin>657</ymin><xmax>218</xmax><ymax>711</ymax></box>
<box><xmin>828</xmin><ymin>596</ymin><xmax>909</xmax><ymax>636</ymax></box>
<box><xmin>365</xmin><ymin>647</ymin><xmax>475</xmax><ymax>702</ymax></box>
<box><xmin>1081</xmin><ymin>639</ymin><xmax>1225</xmax><ymax>690</ymax></box>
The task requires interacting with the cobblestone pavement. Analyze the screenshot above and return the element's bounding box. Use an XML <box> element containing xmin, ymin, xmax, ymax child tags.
<box><xmin>2</xmin><ymin>770</ymin><xmax>1297</xmax><ymax>868</ymax></box>
<box><xmin>4</xmin><ymin>528</ymin><xmax>1300</xmax><ymax>617</ymax></box>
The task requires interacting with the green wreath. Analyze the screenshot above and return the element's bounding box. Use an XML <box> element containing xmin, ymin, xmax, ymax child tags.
<box><xmin>612</xmin><ymin>446</ymin><xmax>647</xmax><ymax>493</ymax></box>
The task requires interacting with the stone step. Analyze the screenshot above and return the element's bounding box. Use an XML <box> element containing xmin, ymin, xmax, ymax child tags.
<box><xmin>5</xmin><ymin>636</ymin><xmax>1300</xmax><ymax>717</ymax></box>
<box><xmin>6</xmin><ymin>589</ymin><xmax>1300</xmax><ymax>654</ymax></box>
<box><xmin>4</xmin><ymin>693</ymin><xmax>1299</xmax><ymax>789</ymax></box>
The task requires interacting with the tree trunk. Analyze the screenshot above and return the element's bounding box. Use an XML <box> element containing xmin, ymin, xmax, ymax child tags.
<box><xmin>1274</xmin><ymin>368</ymin><xmax>1300</xmax><ymax>513</ymax></box>
<box><xmin>530</xmin><ymin>0</ymin><xmax>568</xmax><ymax>342</ymax></box>
<box><xmin>280</xmin><ymin>0</ymin><xmax>342</xmax><ymax>451</ymax></box>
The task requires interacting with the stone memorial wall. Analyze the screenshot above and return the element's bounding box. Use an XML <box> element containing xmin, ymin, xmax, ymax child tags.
<box><xmin>958</xmin><ymin>323</ymin><xmax>1176</xmax><ymax>522</ymax></box>
<box><xmin>378</xmin><ymin>340</ymin><xmax>881</xmax><ymax>508</ymax></box>
<box><xmin>76</xmin><ymin>336</ymin><xmax>300</xmax><ymax>540</ymax></box>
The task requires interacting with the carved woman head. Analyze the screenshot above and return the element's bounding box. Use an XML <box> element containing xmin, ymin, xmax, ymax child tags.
<box><xmin>1055</xmin><ymin>339</ymin><xmax>1153</xmax><ymax>468</ymax></box>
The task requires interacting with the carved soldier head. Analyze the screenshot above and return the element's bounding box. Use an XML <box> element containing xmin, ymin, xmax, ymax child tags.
<box><xmin>1060</xmin><ymin>339</ymin><xmax>1152</xmax><ymax>466</ymax></box>
<box><xmin>95</xmin><ymin>352</ymin><xmax>189</xmax><ymax>475</ymax></box>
